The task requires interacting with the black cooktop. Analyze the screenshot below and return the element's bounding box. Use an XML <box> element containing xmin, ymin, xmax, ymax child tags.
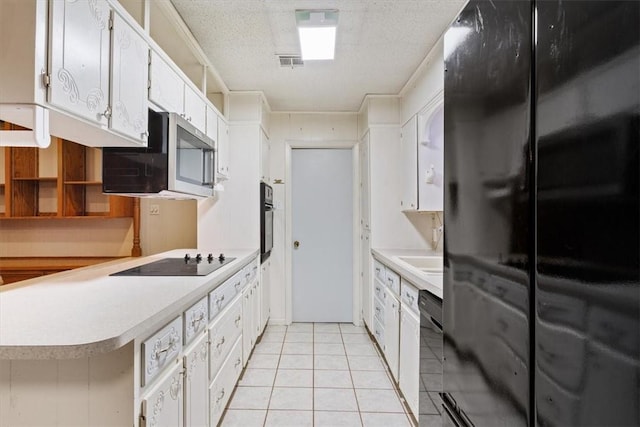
<box><xmin>111</xmin><ymin>254</ymin><xmax>235</xmax><ymax>277</ymax></box>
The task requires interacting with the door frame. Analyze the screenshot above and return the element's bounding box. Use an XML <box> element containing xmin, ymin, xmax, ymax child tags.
<box><xmin>284</xmin><ymin>140</ymin><xmax>361</xmax><ymax>325</ymax></box>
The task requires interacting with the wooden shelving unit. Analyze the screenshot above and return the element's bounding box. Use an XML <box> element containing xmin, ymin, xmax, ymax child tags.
<box><xmin>1</xmin><ymin>121</ymin><xmax>134</xmax><ymax>219</ymax></box>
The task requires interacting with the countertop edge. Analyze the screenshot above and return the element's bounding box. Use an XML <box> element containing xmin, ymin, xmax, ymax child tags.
<box><xmin>371</xmin><ymin>248</ymin><xmax>443</xmax><ymax>299</ymax></box>
<box><xmin>0</xmin><ymin>248</ymin><xmax>260</xmax><ymax>360</ymax></box>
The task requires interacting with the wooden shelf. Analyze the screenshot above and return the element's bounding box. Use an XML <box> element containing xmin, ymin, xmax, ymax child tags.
<box><xmin>64</xmin><ymin>181</ymin><xmax>103</xmax><ymax>185</ymax></box>
<box><xmin>12</xmin><ymin>177</ymin><xmax>58</xmax><ymax>181</ymax></box>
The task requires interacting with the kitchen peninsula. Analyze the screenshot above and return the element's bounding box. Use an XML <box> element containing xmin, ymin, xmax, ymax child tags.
<box><xmin>0</xmin><ymin>248</ymin><xmax>262</xmax><ymax>426</ymax></box>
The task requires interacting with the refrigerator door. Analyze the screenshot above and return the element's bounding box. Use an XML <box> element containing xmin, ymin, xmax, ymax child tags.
<box><xmin>443</xmin><ymin>1</ymin><xmax>533</xmax><ymax>425</ymax></box>
<box><xmin>535</xmin><ymin>2</ymin><xmax>640</xmax><ymax>426</ymax></box>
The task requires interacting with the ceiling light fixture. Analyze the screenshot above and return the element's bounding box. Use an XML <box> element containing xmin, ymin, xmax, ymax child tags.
<box><xmin>295</xmin><ymin>9</ymin><xmax>338</xmax><ymax>61</ymax></box>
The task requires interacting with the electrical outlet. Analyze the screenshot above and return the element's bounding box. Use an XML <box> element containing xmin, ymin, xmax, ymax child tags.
<box><xmin>149</xmin><ymin>204</ymin><xmax>160</xmax><ymax>215</ymax></box>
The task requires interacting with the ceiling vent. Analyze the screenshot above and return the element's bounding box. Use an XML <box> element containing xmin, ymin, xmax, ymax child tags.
<box><xmin>278</xmin><ymin>55</ymin><xmax>304</xmax><ymax>68</ymax></box>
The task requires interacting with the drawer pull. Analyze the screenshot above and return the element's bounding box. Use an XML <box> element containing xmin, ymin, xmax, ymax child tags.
<box><xmin>375</xmin><ymin>286</ymin><xmax>380</xmax><ymax>292</ymax></box>
<box><xmin>235</xmin><ymin>315</ymin><xmax>241</xmax><ymax>326</ymax></box>
<box><xmin>375</xmin><ymin>306</ymin><xmax>381</xmax><ymax>312</ymax></box>
<box><xmin>235</xmin><ymin>282</ymin><xmax>241</xmax><ymax>292</ymax></box>
<box><xmin>216</xmin><ymin>389</ymin><xmax>225</xmax><ymax>403</ymax></box>
<box><xmin>245</xmin><ymin>272</ymin><xmax>251</xmax><ymax>279</ymax></box>
<box><xmin>375</xmin><ymin>267</ymin><xmax>380</xmax><ymax>273</ymax></box>
<box><xmin>155</xmin><ymin>338</ymin><xmax>178</xmax><ymax>357</ymax></box>
<box><xmin>235</xmin><ymin>358</ymin><xmax>242</xmax><ymax>368</ymax></box>
<box><xmin>216</xmin><ymin>295</ymin><xmax>225</xmax><ymax>307</ymax></box>
<box><xmin>387</xmin><ymin>277</ymin><xmax>393</xmax><ymax>283</ymax></box>
<box><xmin>191</xmin><ymin>313</ymin><xmax>205</xmax><ymax>328</ymax></box>
<box><xmin>216</xmin><ymin>336</ymin><xmax>226</xmax><ymax>349</ymax></box>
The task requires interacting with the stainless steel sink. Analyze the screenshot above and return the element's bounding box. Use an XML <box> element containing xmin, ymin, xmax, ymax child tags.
<box><xmin>397</xmin><ymin>256</ymin><xmax>443</xmax><ymax>273</ymax></box>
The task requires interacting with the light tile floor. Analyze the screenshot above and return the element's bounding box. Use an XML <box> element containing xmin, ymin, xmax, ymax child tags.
<box><xmin>220</xmin><ymin>323</ymin><xmax>416</xmax><ymax>427</ymax></box>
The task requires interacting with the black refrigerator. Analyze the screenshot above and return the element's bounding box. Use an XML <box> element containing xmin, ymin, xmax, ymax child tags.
<box><xmin>442</xmin><ymin>1</ymin><xmax>639</xmax><ymax>426</ymax></box>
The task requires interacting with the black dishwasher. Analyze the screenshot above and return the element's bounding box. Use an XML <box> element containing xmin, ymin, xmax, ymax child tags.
<box><xmin>419</xmin><ymin>290</ymin><xmax>444</xmax><ymax>425</ymax></box>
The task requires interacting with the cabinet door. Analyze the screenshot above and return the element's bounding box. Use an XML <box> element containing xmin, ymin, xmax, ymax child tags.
<box><xmin>242</xmin><ymin>286</ymin><xmax>252</xmax><ymax>366</ymax></box>
<box><xmin>261</xmin><ymin>260</ymin><xmax>271</xmax><ymax>335</ymax></box>
<box><xmin>417</xmin><ymin>98</ymin><xmax>444</xmax><ymax>211</ymax></box>
<box><xmin>183</xmin><ymin>85</ymin><xmax>206</xmax><ymax>132</ymax></box>
<box><xmin>361</xmin><ymin>230</ymin><xmax>372</xmax><ymax>329</ymax></box>
<box><xmin>360</xmin><ymin>133</ymin><xmax>370</xmax><ymax>230</ymax></box>
<box><xmin>260</xmin><ymin>131</ymin><xmax>270</xmax><ymax>183</ymax></box>
<box><xmin>253</xmin><ymin>281</ymin><xmax>261</xmax><ymax>341</ymax></box>
<box><xmin>399</xmin><ymin>306</ymin><xmax>420</xmax><ymax>417</ymax></box>
<box><xmin>49</xmin><ymin>0</ymin><xmax>110</xmax><ymax>125</ymax></box>
<box><xmin>385</xmin><ymin>293</ymin><xmax>400</xmax><ymax>381</ymax></box>
<box><xmin>141</xmin><ymin>362</ymin><xmax>184</xmax><ymax>427</ymax></box>
<box><xmin>400</xmin><ymin>115</ymin><xmax>418</xmax><ymax>210</ymax></box>
<box><xmin>184</xmin><ymin>333</ymin><xmax>208</xmax><ymax>427</ymax></box>
<box><xmin>110</xmin><ymin>13</ymin><xmax>148</xmax><ymax>143</ymax></box>
<box><xmin>149</xmin><ymin>51</ymin><xmax>185</xmax><ymax>113</ymax></box>
<box><xmin>217</xmin><ymin>116</ymin><xmax>229</xmax><ymax>179</ymax></box>
<box><xmin>206</xmin><ymin>106</ymin><xmax>218</xmax><ymax>143</ymax></box>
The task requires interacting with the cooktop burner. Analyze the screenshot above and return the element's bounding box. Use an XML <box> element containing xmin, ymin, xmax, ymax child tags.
<box><xmin>111</xmin><ymin>253</ymin><xmax>235</xmax><ymax>277</ymax></box>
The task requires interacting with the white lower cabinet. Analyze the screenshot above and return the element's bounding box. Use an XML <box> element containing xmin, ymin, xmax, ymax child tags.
<box><xmin>184</xmin><ymin>332</ymin><xmax>209</xmax><ymax>427</ymax></box>
<box><xmin>384</xmin><ymin>291</ymin><xmax>400</xmax><ymax>381</ymax></box>
<box><xmin>209</xmin><ymin>337</ymin><xmax>243</xmax><ymax>427</ymax></box>
<box><xmin>209</xmin><ymin>297</ymin><xmax>242</xmax><ymax>380</ymax></box>
<box><xmin>400</xmin><ymin>304</ymin><xmax>420</xmax><ymax>417</ymax></box>
<box><xmin>141</xmin><ymin>360</ymin><xmax>184</xmax><ymax>427</ymax></box>
<box><xmin>242</xmin><ymin>284</ymin><xmax>253</xmax><ymax>366</ymax></box>
<box><xmin>260</xmin><ymin>260</ymin><xmax>271</xmax><ymax>336</ymax></box>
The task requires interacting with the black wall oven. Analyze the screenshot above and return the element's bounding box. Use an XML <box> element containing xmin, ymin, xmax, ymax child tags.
<box><xmin>260</xmin><ymin>182</ymin><xmax>273</xmax><ymax>262</ymax></box>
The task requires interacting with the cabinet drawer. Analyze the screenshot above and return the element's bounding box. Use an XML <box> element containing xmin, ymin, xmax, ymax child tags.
<box><xmin>374</xmin><ymin>260</ymin><xmax>386</xmax><ymax>282</ymax></box>
<box><xmin>184</xmin><ymin>296</ymin><xmax>208</xmax><ymax>346</ymax></box>
<box><xmin>142</xmin><ymin>316</ymin><xmax>183</xmax><ymax>386</ymax></box>
<box><xmin>385</xmin><ymin>268</ymin><xmax>400</xmax><ymax>296</ymax></box>
<box><xmin>374</xmin><ymin>279</ymin><xmax>384</xmax><ymax>301</ymax></box>
<box><xmin>209</xmin><ymin>337</ymin><xmax>243</xmax><ymax>427</ymax></box>
<box><xmin>401</xmin><ymin>279</ymin><xmax>419</xmax><ymax>315</ymax></box>
<box><xmin>228</xmin><ymin>270</ymin><xmax>245</xmax><ymax>297</ymax></box>
<box><xmin>209</xmin><ymin>297</ymin><xmax>243</xmax><ymax>380</ymax></box>
<box><xmin>209</xmin><ymin>278</ymin><xmax>236</xmax><ymax>320</ymax></box>
<box><xmin>373</xmin><ymin>317</ymin><xmax>385</xmax><ymax>349</ymax></box>
<box><xmin>374</xmin><ymin>295</ymin><xmax>385</xmax><ymax>324</ymax></box>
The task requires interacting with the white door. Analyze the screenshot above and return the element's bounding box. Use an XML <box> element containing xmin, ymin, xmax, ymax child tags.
<box><xmin>399</xmin><ymin>305</ymin><xmax>420</xmax><ymax>417</ymax></box>
<box><xmin>110</xmin><ymin>13</ymin><xmax>148</xmax><ymax>143</ymax></box>
<box><xmin>292</xmin><ymin>149</ymin><xmax>353</xmax><ymax>322</ymax></box>
<box><xmin>149</xmin><ymin>51</ymin><xmax>185</xmax><ymax>113</ymax></box>
<box><xmin>183</xmin><ymin>85</ymin><xmax>206</xmax><ymax>132</ymax></box>
<box><xmin>141</xmin><ymin>363</ymin><xmax>184</xmax><ymax>427</ymax></box>
<box><xmin>49</xmin><ymin>0</ymin><xmax>111</xmax><ymax>124</ymax></box>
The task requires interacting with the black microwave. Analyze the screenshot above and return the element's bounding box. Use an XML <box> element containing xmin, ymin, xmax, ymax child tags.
<box><xmin>103</xmin><ymin>109</ymin><xmax>216</xmax><ymax>198</ymax></box>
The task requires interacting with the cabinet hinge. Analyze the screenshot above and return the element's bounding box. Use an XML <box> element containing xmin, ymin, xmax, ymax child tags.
<box><xmin>42</xmin><ymin>73</ymin><xmax>51</xmax><ymax>88</ymax></box>
<box><xmin>108</xmin><ymin>11</ymin><xmax>114</xmax><ymax>30</ymax></box>
<box><xmin>148</xmin><ymin>79</ymin><xmax>151</xmax><ymax>90</ymax></box>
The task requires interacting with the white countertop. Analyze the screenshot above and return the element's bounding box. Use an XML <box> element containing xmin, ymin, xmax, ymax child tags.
<box><xmin>372</xmin><ymin>248</ymin><xmax>443</xmax><ymax>299</ymax></box>
<box><xmin>0</xmin><ymin>248</ymin><xmax>258</xmax><ymax>360</ymax></box>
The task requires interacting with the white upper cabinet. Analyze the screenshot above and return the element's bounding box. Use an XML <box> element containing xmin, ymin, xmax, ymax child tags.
<box><xmin>48</xmin><ymin>0</ymin><xmax>111</xmax><ymax>125</ymax></box>
<box><xmin>183</xmin><ymin>85</ymin><xmax>207</xmax><ymax>133</ymax></box>
<box><xmin>360</xmin><ymin>133</ymin><xmax>371</xmax><ymax>230</ymax></box>
<box><xmin>149</xmin><ymin>51</ymin><xmax>185</xmax><ymax>113</ymax></box>
<box><xmin>400</xmin><ymin>115</ymin><xmax>418</xmax><ymax>210</ymax></box>
<box><xmin>216</xmin><ymin>116</ymin><xmax>229</xmax><ymax>179</ymax></box>
<box><xmin>110</xmin><ymin>13</ymin><xmax>148</xmax><ymax>143</ymax></box>
<box><xmin>206</xmin><ymin>106</ymin><xmax>219</xmax><ymax>143</ymax></box>
<box><xmin>260</xmin><ymin>130</ymin><xmax>270</xmax><ymax>183</ymax></box>
<box><xmin>417</xmin><ymin>96</ymin><xmax>444</xmax><ymax>211</ymax></box>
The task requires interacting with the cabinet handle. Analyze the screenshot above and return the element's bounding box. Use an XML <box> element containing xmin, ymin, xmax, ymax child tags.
<box><xmin>235</xmin><ymin>358</ymin><xmax>242</xmax><ymax>368</ymax></box>
<box><xmin>216</xmin><ymin>389</ymin><xmax>226</xmax><ymax>403</ymax></box>
<box><xmin>155</xmin><ymin>338</ymin><xmax>177</xmax><ymax>357</ymax></box>
<box><xmin>375</xmin><ymin>267</ymin><xmax>381</xmax><ymax>273</ymax></box>
<box><xmin>375</xmin><ymin>306</ymin><xmax>381</xmax><ymax>313</ymax></box>
<box><xmin>140</xmin><ymin>131</ymin><xmax>149</xmax><ymax>140</ymax></box>
<box><xmin>375</xmin><ymin>286</ymin><xmax>380</xmax><ymax>292</ymax></box>
<box><xmin>101</xmin><ymin>106</ymin><xmax>112</xmax><ymax>119</ymax></box>
<box><xmin>216</xmin><ymin>336</ymin><xmax>226</xmax><ymax>349</ymax></box>
<box><xmin>235</xmin><ymin>315</ymin><xmax>241</xmax><ymax>326</ymax></box>
<box><xmin>191</xmin><ymin>313</ymin><xmax>205</xmax><ymax>328</ymax></box>
<box><xmin>216</xmin><ymin>295</ymin><xmax>225</xmax><ymax>307</ymax></box>
<box><xmin>235</xmin><ymin>282</ymin><xmax>241</xmax><ymax>292</ymax></box>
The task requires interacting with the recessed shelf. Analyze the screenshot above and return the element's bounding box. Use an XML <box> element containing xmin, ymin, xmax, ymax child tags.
<box><xmin>64</xmin><ymin>181</ymin><xmax>103</xmax><ymax>185</ymax></box>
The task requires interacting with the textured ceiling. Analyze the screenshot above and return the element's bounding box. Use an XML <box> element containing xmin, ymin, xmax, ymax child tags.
<box><xmin>171</xmin><ymin>0</ymin><xmax>466</xmax><ymax>112</ymax></box>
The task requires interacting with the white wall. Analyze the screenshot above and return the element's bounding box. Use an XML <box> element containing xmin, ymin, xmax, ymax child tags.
<box><xmin>398</xmin><ymin>36</ymin><xmax>446</xmax><ymax>252</ymax></box>
<box><xmin>139</xmin><ymin>198</ymin><xmax>197</xmax><ymax>255</ymax></box>
<box><xmin>267</xmin><ymin>112</ymin><xmax>359</xmax><ymax>324</ymax></box>
<box><xmin>197</xmin><ymin>124</ymin><xmax>261</xmax><ymax>251</ymax></box>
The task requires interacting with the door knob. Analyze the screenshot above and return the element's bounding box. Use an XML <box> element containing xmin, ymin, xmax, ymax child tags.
<box><xmin>293</xmin><ymin>241</ymin><xmax>300</xmax><ymax>249</ymax></box>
